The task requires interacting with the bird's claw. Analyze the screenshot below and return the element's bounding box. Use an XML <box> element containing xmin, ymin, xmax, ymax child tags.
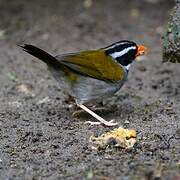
<box><xmin>84</xmin><ymin>121</ymin><xmax>102</xmax><ymax>125</ymax></box>
<box><xmin>84</xmin><ymin>119</ymin><xmax>118</xmax><ymax>127</ymax></box>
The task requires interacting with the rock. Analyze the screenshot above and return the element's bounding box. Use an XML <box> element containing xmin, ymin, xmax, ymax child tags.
<box><xmin>163</xmin><ymin>0</ymin><xmax>180</xmax><ymax>63</ymax></box>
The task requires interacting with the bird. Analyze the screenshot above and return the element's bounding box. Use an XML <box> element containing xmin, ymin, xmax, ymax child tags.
<box><xmin>19</xmin><ymin>40</ymin><xmax>148</xmax><ymax>126</ymax></box>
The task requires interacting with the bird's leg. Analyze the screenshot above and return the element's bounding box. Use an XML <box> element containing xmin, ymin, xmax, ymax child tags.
<box><xmin>76</xmin><ymin>103</ymin><xmax>118</xmax><ymax>127</ymax></box>
<box><xmin>72</xmin><ymin>106</ymin><xmax>108</xmax><ymax>117</ymax></box>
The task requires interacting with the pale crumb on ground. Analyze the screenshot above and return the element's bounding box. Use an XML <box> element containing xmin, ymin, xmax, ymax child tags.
<box><xmin>37</xmin><ymin>97</ymin><xmax>50</xmax><ymax>105</ymax></box>
<box><xmin>16</xmin><ymin>84</ymin><xmax>35</xmax><ymax>96</ymax></box>
<box><xmin>8</xmin><ymin>101</ymin><xmax>22</xmax><ymax>108</ymax></box>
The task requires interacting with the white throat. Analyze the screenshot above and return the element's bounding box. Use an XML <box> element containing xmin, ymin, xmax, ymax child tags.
<box><xmin>124</xmin><ymin>64</ymin><xmax>131</xmax><ymax>71</ymax></box>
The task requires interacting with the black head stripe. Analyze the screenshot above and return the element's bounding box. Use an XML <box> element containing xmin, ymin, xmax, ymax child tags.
<box><xmin>104</xmin><ymin>40</ymin><xmax>137</xmax><ymax>54</ymax></box>
<box><xmin>104</xmin><ymin>40</ymin><xmax>138</xmax><ymax>66</ymax></box>
<box><xmin>116</xmin><ymin>48</ymin><xmax>137</xmax><ymax>66</ymax></box>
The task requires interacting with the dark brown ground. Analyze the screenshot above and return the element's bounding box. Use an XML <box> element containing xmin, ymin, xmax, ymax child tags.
<box><xmin>0</xmin><ymin>0</ymin><xmax>179</xmax><ymax>179</ymax></box>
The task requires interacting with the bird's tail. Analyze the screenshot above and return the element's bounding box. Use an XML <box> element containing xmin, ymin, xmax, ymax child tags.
<box><xmin>19</xmin><ymin>44</ymin><xmax>60</xmax><ymax>66</ymax></box>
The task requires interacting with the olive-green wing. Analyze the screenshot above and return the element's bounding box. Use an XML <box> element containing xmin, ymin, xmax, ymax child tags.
<box><xmin>55</xmin><ymin>50</ymin><xmax>125</xmax><ymax>82</ymax></box>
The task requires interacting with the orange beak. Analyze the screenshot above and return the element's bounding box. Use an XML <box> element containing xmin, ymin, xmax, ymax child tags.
<box><xmin>135</xmin><ymin>45</ymin><xmax>148</xmax><ymax>57</ymax></box>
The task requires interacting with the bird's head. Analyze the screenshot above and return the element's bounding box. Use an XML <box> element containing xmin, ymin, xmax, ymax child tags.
<box><xmin>104</xmin><ymin>40</ymin><xmax>148</xmax><ymax>71</ymax></box>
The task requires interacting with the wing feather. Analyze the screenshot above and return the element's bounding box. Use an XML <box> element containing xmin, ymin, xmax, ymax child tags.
<box><xmin>55</xmin><ymin>50</ymin><xmax>125</xmax><ymax>82</ymax></box>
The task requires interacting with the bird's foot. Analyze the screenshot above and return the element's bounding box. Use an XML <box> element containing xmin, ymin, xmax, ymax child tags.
<box><xmin>84</xmin><ymin>119</ymin><xmax>118</xmax><ymax>127</ymax></box>
<box><xmin>76</xmin><ymin>103</ymin><xmax>119</xmax><ymax>127</ymax></box>
<box><xmin>72</xmin><ymin>109</ymin><xmax>86</xmax><ymax>117</ymax></box>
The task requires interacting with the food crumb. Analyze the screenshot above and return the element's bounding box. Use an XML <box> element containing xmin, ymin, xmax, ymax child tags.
<box><xmin>89</xmin><ymin>127</ymin><xmax>137</xmax><ymax>150</ymax></box>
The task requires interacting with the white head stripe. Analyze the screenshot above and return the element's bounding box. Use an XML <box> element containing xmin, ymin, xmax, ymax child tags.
<box><xmin>110</xmin><ymin>46</ymin><xmax>136</xmax><ymax>59</ymax></box>
<box><xmin>104</xmin><ymin>42</ymin><xmax>129</xmax><ymax>50</ymax></box>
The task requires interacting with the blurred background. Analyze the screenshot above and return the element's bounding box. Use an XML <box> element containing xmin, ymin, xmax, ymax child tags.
<box><xmin>0</xmin><ymin>0</ymin><xmax>179</xmax><ymax>180</ymax></box>
<box><xmin>0</xmin><ymin>0</ymin><xmax>174</xmax><ymax>49</ymax></box>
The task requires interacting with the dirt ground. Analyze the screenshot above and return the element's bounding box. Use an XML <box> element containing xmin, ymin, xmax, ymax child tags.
<box><xmin>0</xmin><ymin>0</ymin><xmax>179</xmax><ymax>179</ymax></box>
